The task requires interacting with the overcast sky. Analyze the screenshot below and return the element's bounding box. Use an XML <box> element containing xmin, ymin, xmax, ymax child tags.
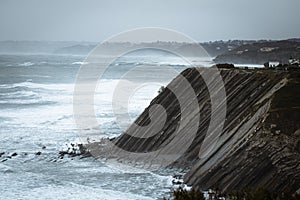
<box><xmin>0</xmin><ymin>0</ymin><xmax>300</xmax><ymax>42</ymax></box>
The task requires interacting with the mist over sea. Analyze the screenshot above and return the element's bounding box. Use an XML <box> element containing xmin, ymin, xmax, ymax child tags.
<box><xmin>0</xmin><ymin>51</ymin><xmax>212</xmax><ymax>199</ymax></box>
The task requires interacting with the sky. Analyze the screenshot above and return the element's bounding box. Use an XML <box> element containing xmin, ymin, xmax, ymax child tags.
<box><xmin>0</xmin><ymin>0</ymin><xmax>300</xmax><ymax>42</ymax></box>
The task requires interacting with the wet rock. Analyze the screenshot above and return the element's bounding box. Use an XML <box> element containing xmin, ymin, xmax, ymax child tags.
<box><xmin>173</xmin><ymin>174</ymin><xmax>183</xmax><ymax>179</ymax></box>
<box><xmin>58</xmin><ymin>143</ymin><xmax>92</xmax><ymax>158</ymax></box>
<box><xmin>11</xmin><ymin>152</ymin><xmax>17</xmax><ymax>157</ymax></box>
<box><xmin>172</xmin><ymin>180</ymin><xmax>183</xmax><ymax>185</ymax></box>
<box><xmin>172</xmin><ymin>174</ymin><xmax>184</xmax><ymax>185</ymax></box>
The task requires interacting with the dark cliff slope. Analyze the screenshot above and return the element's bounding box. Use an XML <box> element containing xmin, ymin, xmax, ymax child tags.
<box><xmin>214</xmin><ymin>39</ymin><xmax>300</xmax><ymax>64</ymax></box>
<box><xmin>97</xmin><ymin>68</ymin><xmax>300</xmax><ymax>194</ymax></box>
<box><xmin>187</xmin><ymin>70</ymin><xmax>300</xmax><ymax>194</ymax></box>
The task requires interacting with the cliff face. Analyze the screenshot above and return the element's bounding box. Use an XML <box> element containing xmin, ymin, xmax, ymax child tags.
<box><xmin>101</xmin><ymin>68</ymin><xmax>300</xmax><ymax>194</ymax></box>
<box><xmin>184</xmin><ymin>70</ymin><xmax>300</xmax><ymax>194</ymax></box>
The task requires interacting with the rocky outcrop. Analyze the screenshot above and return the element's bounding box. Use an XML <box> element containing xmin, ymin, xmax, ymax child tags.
<box><xmin>99</xmin><ymin>67</ymin><xmax>300</xmax><ymax>195</ymax></box>
<box><xmin>59</xmin><ymin>143</ymin><xmax>92</xmax><ymax>158</ymax></box>
<box><xmin>188</xmin><ymin>70</ymin><xmax>300</xmax><ymax>195</ymax></box>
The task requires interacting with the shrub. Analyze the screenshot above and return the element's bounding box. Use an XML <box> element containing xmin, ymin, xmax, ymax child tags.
<box><xmin>172</xmin><ymin>187</ymin><xmax>205</xmax><ymax>200</ymax></box>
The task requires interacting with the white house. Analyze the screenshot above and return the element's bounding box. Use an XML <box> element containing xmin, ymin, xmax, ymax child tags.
<box><xmin>269</xmin><ymin>61</ymin><xmax>280</xmax><ymax>67</ymax></box>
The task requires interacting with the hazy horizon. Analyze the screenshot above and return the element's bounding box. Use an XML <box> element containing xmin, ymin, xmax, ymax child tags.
<box><xmin>1</xmin><ymin>0</ymin><xmax>300</xmax><ymax>42</ymax></box>
<box><xmin>0</xmin><ymin>37</ymin><xmax>300</xmax><ymax>43</ymax></box>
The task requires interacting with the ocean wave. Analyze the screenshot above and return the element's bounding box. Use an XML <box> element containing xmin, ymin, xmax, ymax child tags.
<box><xmin>71</xmin><ymin>61</ymin><xmax>89</xmax><ymax>65</ymax></box>
<box><xmin>0</xmin><ymin>91</ymin><xmax>38</xmax><ymax>101</ymax></box>
<box><xmin>113</xmin><ymin>61</ymin><xmax>153</xmax><ymax>66</ymax></box>
<box><xmin>0</xmin><ymin>81</ymin><xmax>73</xmax><ymax>92</ymax></box>
<box><xmin>0</xmin><ymin>82</ymin><xmax>35</xmax><ymax>89</ymax></box>
<box><xmin>0</xmin><ymin>84</ymin><xmax>41</xmax><ymax>102</ymax></box>
<box><xmin>0</xmin><ymin>163</ymin><xmax>14</xmax><ymax>173</ymax></box>
<box><xmin>0</xmin><ymin>86</ymin><xmax>32</xmax><ymax>93</ymax></box>
<box><xmin>0</xmin><ymin>100</ymin><xmax>57</xmax><ymax>108</ymax></box>
<box><xmin>112</xmin><ymin>61</ymin><xmax>190</xmax><ymax>67</ymax></box>
<box><xmin>20</xmin><ymin>75</ymin><xmax>51</xmax><ymax>78</ymax></box>
<box><xmin>41</xmin><ymin>114</ymin><xmax>73</xmax><ymax>125</ymax></box>
<box><xmin>18</xmin><ymin>62</ymin><xmax>35</xmax><ymax>67</ymax></box>
<box><xmin>11</xmin><ymin>184</ymin><xmax>154</xmax><ymax>200</ymax></box>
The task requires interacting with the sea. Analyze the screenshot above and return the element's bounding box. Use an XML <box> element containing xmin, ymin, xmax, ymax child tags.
<box><xmin>0</xmin><ymin>50</ymin><xmax>213</xmax><ymax>200</ymax></box>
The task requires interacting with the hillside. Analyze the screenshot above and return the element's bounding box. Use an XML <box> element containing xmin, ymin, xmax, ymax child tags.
<box><xmin>53</xmin><ymin>40</ymin><xmax>256</xmax><ymax>57</ymax></box>
<box><xmin>53</xmin><ymin>44</ymin><xmax>95</xmax><ymax>55</ymax></box>
<box><xmin>0</xmin><ymin>40</ymin><xmax>255</xmax><ymax>57</ymax></box>
<box><xmin>0</xmin><ymin>41</ymin><xmax>94</xmax><ymax>54</ymax></box>
<box><xmin>201</xmin><ymin>40</ymin><xmax>257</xmax><ymax>57</ymax></box>
<box><xmin>214</xmin><ymin>39</ymin><xmax>300</xmax><ymax>64</ymax></box>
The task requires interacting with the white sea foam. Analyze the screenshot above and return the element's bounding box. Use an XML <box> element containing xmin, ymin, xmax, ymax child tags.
<box><xmin>18</xmin><ymin>62</ymin><xmax>34</xmax><ymax>67</ymax></box>
<box><xmin>2</xmin><ymin>185</ymin><xmax>154</xmax><ymax>200</ymax></box>
<box><xmin>0</xmin><ymin>53</ymin><xmax>209</xmax><ymax>199</ymax></box>
<box><xmin>72</xmin><ymin>61</ymin><xmax>89</xmax><ymax>65</ymax></box>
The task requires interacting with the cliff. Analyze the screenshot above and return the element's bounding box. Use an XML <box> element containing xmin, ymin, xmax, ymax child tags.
<box><xmin>213</xmin><ymin>39</ymin><xmax>300</xmax><ymax>64</ymax></box>
<box><xmin>184</xmin><ymin>70</ymin><xmax>300</xmax><ymax>194</ymax></box>
<box><xmin>104</xmin><ymin>68</ymin><xmax>300</xmax><ymax>195</ymax></box>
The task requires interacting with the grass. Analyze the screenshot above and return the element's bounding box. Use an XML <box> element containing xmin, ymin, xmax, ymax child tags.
<box><xmin>164</xmin><ymin>187</ymin><xmax>205</xmax><ymax>200</ymax></box>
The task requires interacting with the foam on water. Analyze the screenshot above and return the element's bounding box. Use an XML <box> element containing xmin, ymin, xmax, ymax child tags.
<box><xmin>18</xmin><ymin>62</ymin><xmax>35</xmax><ymax>67</ymax></box>
<box><xmin>72</xmin><ymin>61</ymin><xmax>89</xmax><ymax>65</ymax></box>
<box><xmin>0</xmin><ymin>53</ymin><xmax>212</xmax><ymax>199</ymax></box>
<box><xmin>3</xmin><ymin>185</ymin><xmax>154</xmax><ymax>200</ymax></box>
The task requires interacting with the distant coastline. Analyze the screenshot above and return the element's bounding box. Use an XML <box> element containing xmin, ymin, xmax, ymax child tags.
<box><xmin>214</xmin><ymin>39</ymin><xmax>300</xmax><ymax>65</ymax></box>
<box><xmin>1</xmin><ymin>39</ymin><xmax>297</xmax><ymax>58</ymax></box>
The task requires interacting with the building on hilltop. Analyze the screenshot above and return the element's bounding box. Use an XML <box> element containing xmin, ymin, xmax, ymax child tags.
<box><xmin>264</xmin><ymin>61</ymin><xmax>280</xmax><ymax>68</ymax></box>
<box><xmin>289</xmin><ymin>56</ymin><xmax>300</xmax><ymax>65</ymax></box>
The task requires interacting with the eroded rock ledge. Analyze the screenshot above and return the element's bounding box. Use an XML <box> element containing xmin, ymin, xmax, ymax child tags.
<box><xmin>90</xmin><ymin>67</ymin><xmax>300</xmax><ymax>194</ymax></box>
